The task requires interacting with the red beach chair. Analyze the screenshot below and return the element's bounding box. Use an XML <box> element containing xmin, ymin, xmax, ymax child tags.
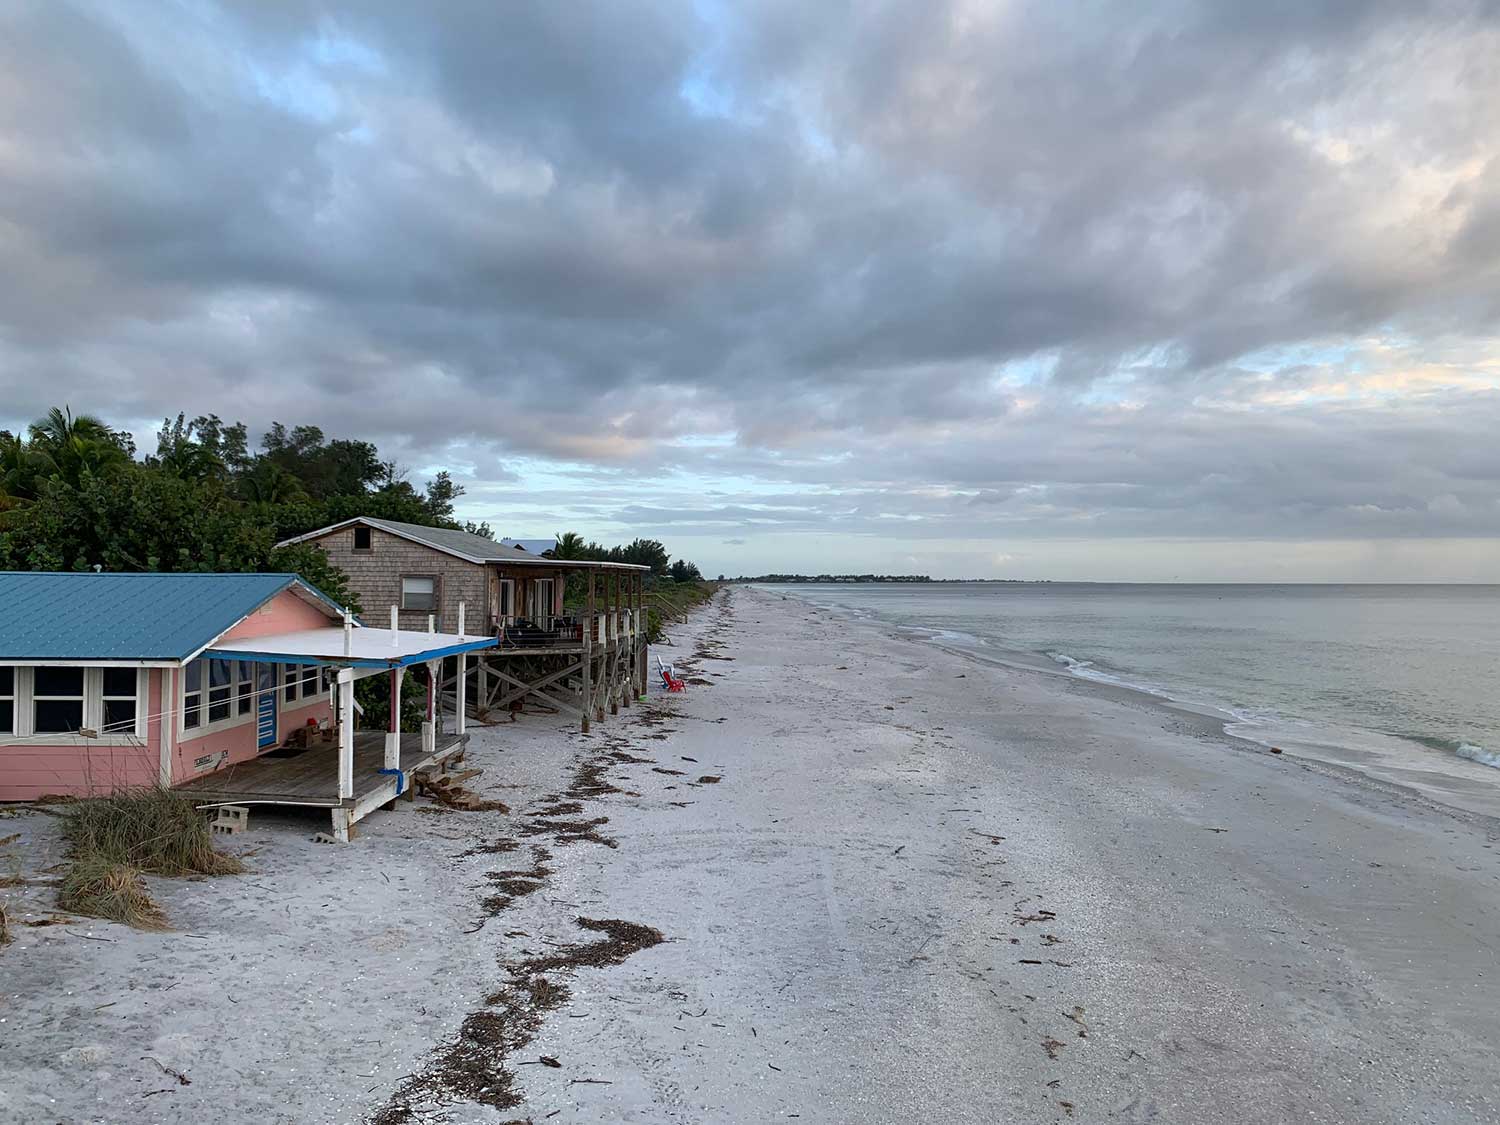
<box><xmin>657</xmin><ymin>657</ymin><xmax>686</xmax><ymax>692</ymax></box>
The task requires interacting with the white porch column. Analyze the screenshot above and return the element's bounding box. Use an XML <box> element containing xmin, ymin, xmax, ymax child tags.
<box><xmin>455</xmin><ymin>652</ymin><xmax>468</xmax><ymax>736</ymax></box>
<box><xmin>384</xmin><ymin>666</ymin><xmax>405</xmax><ymax>769</ymax></box>
<box><xmin>420</xmin><ymin>659</ymin><xmax>437</xmax><ymax>755</ymax></box>
<box><xmin>157</xmin><ymin>667</ymin><xmax>174</xmax><ymax>787</ymax></box>
<box><xmin>337</xmin><ymin>668</ymin><xmax>355</xmax><ymax>799</ymax></box>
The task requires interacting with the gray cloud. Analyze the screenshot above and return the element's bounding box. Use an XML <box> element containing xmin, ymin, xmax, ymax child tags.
<box><xmin>2</xmin><ymin>0</ymin><xmax>1499</xmax><ymax>575</ymax></box>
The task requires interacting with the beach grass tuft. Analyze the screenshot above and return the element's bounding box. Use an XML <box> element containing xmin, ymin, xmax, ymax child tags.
<box><xmin>58</xmin><ymin>857</ymin><xmax>168</xmax><ymax>930</ymax></box>
<box><xmin>57</xmin><ymin>787</ymin><xmax>243</xmax><ymax>928</ymax></box>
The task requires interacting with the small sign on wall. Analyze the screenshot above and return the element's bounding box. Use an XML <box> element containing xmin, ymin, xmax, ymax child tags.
<box><xmin>193</xmin><ymin>750</ymin><xmax>229</xmax><ymax>773</ymax></box>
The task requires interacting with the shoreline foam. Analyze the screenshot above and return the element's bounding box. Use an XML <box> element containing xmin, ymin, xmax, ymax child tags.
<box><xmin>787</xmin><ymin>588</ymin><xmax>1500</xmax><ymax>821</ymax></box>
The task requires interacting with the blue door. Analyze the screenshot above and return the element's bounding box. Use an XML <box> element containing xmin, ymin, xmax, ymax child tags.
<box><xmin>256</xmin><ymin>663</ymin><xmax>278</xmax><ymax>750</ymax></box>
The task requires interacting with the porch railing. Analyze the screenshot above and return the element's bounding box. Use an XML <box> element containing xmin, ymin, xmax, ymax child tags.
<box><xmin>493</xmin><ymin>614</ymin><xmax>584</xmax><ymax>649</ymax></box>
<box><xmin>489</xmin><ymin>610</ymin><xmax>642</xmax><ymax>649</ymax></box>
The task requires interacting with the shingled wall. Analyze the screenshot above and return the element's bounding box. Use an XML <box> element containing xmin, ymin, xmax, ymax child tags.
<box><xmin>305</xmin><ymin>524</ymin><xmax>490</xmax><ymax>633</ymax></box>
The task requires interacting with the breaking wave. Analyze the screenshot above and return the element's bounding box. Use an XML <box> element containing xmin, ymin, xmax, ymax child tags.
<box><xmin>1048</xmin><ymin>651</ymin><xmax>1171</xmax><ymax>698</ymax></box>
<box><xmin>1456</xmin><ymin>742</ymin><xmax>1500</xmax><ymax>770</ymax></box>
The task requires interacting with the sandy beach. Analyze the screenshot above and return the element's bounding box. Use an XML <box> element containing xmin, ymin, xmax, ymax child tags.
<box><xmin>2</xmin><ymin>584</ymin><xmax>1498</xmax><ymax>1124</ymax></box>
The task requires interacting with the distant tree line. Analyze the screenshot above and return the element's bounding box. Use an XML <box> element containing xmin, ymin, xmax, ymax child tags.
<box><xmin>0</xmin><ymin>406</ymin><xmax>703</xmax><ymax>606</ymax></box>
<box><xmin>549</xmin><ymin>530</ymin><xmax>702</xmax><ymax>582</ymax></box>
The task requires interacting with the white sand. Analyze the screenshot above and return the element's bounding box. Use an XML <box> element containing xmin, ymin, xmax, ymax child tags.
<box><xmin>2</xmin><ymin>585</ymin><xmax>1498</xmax><ymax>1123</ymax></box>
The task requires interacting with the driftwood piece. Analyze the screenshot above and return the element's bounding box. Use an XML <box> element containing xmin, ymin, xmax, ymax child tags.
<box><xmin>414</xmin><ymin>770</ymin><xmax>509</xmax><ymax>813</ymax></box>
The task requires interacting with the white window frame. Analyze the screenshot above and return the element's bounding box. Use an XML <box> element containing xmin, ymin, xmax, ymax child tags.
<box><xmin>206</xmin><ymin>657</ymin><xmax>236</xmax><ymax>725</ymax></box>
<box><xmin>183</xmin><ymin>659</ymin><xmax>204</xmax><ymax>732</ymax></box>
<box><xmin>97</xmin><ymin>666</ymin><xmax>144</xmax><ymax>736</ymax></box>
<box><xmin>281</xmin><ymin>663</ymin><xmax>325</xmax><ymax>709</ymax></box>
<box><xmin>180</xmin><ymin>658</ymin><xmax>258</xmax><ymax>739</ymax></box>
<box><xmin>401</xmin><ymin>575</ymin><xmax>438</xmax><ymax>613</ymax></box>
<box><xmin>31</xmin><ymin>666</ymin><xmax>87</xmax><ymax>736</ymax></box>
<box><xmin>2</xmin><ymin>665</ymin><xmax>146</xmax><ymax>743</ymax></box>
<box><xmin>497</xmin><ymin>578</ymin><xmax>516</xmax><ymax>624</ymax></box>
<box><xmin>235</xmin><ymin>661</ymin><xmax>255</xmax><ymax>718</ymax></box>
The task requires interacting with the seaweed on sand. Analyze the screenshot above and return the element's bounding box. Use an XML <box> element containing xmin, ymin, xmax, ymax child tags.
<box><xmin>373</xmin><ymin>918</ymin><xmax>665</xmax><ymax>1122</ymax></box>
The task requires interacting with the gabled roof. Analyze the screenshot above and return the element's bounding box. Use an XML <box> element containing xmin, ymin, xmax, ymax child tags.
<box><xmin>0</xmin><ymin>572</ymin><xmax>346</xmax><ymax>663</ymax></box>
<box><xmin>280</xmin><ymin>517</ymin><xmax>649</xmax><ymax>570</ymax></box>
<box><xmin>279</xmin><ymin>516</ymin><xmax>527</xmax><ymax>564</ymax></box>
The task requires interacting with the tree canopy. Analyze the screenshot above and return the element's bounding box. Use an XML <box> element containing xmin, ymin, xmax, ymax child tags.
<box><xmin>549</xmin><ymin>532</ymin><xmax>678</xmax><ymax>577</ymax></box>
<box><xmin>0</xmin><ymin>407</ymin><xmax>705</xmax><ymax>604</ymax></box>
<box><xmin>0</xmin><ymin>408</ymin><xmax>473</xmax><ymax>608</ymax></box>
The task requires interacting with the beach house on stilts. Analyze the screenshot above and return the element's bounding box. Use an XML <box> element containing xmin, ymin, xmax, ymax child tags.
<box><xmin>276</xmin><ymin>518</ymin><xmax>650</xmax><ymax>731</ymax></box>
<box><xmin>0</xmin><ymin>571</ymin><xmax>498</xmax><ymax>840</ymax></box>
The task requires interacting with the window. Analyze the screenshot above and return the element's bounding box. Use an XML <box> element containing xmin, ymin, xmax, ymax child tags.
<box><xmin>283</xmin><ymin>664</ymin><xmax>322</xmax><ymax>704</ymax></box>
<box><xmin>531</xmin><ymin>578</ymin><xmax>555</xmax><ymax>621</ymax></box>
<box><xmin>1</xmin><ymin>668</ymin><xmax>145</xmax><ymax>739</ymax></box>
<box><xmin>100</xmin><ymin>668</ymin><xmax>138</xmax><ymax>733</ymax></box>
<box><xmin>401</xmin><ymin>575</ymin><xmax>436</xmax><ymax>612</ymax></box>
<box><xmin>182</xmin><ymin>660</ymin><xmax>266</xmax><ymax>733</ymax></box>
<box><xmin>208</xmin><ymin>659</ymin><xmax>234</xmax><ymax>722</ymax></box>
<box><xmin>0</xmin><ymin>667</ymin><xmax>12</xmax><ymax>735</ymax></box>
<box><xmin>497</xmin><ymin>579</ymin><xmax>515</xmax><ymax>621</ymax></box>
<box><xmin>184</xmin><ymin>660</ymin><xmax>203</xmax><ymax>729</ymax></box>
<box><xmin>236</xmin><ymin>661</ymin><xmax>255</xmax><ymax>716</ymax></box>
<box><xmin>33</xmin><ymin>667</ymin><xmax>85</xmax><ymax>733</ymax></box>
<box><xmin>353</xmin><ymin>525</ymin><xmax>373</xmax><ymax>552</ymax></box>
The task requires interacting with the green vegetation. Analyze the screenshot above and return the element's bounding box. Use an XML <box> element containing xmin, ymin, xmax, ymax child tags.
<box><xmin>0</xmin><ymin>407</ymin><xmax>706</xmax><ymax>606</ymax></box>
<box><xmin>644</xmin><ymin>579</ymin><xmax>718</xmax><ymax>644</ymax></box>
<box><xmin>0</xmin><ymin>408</ymin><xmax>471</xmax><ymax>605</ymax></box>
<box><xmin>545</xmin><ymin>529</ymin><xmax>713</xmax><ymax>642</ymax></box>
<box><xmin>550</xmin><ymin>531</ymin><xmax>700</xmax><ymax>578</ymax></box>
<box><xmin>356</xmin><ymin>667</ymin><xmax>430</xmax><ymax>735</ymax></box>
<box><xmin>58</xmin><ymin>787</ymin><xmax>244</xmax><ymax>928</ymax></box>
<box><xmin>62</xmin><ymin>787</ymin><xmax>244</xmax><ymax>876</ymax></box>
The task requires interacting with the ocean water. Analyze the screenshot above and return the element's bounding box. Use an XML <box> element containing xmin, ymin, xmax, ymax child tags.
<box><xmin>765</xmin><ymin>583</ymin><xmax>1500</xmax><ymax>809</ymax></box>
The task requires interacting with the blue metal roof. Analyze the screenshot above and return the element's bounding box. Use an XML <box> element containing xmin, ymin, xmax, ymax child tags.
<box><xmin>0</xmin><ymin>572</ymin><xmax>345</xmax><ymax>662</ymax></box>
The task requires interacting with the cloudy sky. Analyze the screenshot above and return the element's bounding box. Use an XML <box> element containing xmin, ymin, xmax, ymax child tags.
<box><xmin>3</xmin><ymin>1</ymin><xmax>1499</xmax><ymax>580</ymax></box>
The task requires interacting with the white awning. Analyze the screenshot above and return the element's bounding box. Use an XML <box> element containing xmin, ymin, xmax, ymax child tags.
<box><xmin>203</xmin><ymin>627</ymin><xmax>498</xmax><ymax>669</ymax></box>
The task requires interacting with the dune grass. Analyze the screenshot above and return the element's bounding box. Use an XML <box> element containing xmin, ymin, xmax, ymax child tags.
<box><xmin>645</xmin><ymin>580</ymin><xmax>719</xmax><ymax>643</ymax></box>
<box><xmin>58</xmin><ymin>858</ymin><xmax>168</xmax><ymax>930</ymax></box>
<box><xmin>57</xmin><ymin>787</ymin><xmax>243</xmax><ymax>928</ymax></box>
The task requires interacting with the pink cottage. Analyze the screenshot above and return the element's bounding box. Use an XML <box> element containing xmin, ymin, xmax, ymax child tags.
<box><xmin>0</xmin><ymin>572</ymin><xmax>498</xmax><ymax>840</ymax></box>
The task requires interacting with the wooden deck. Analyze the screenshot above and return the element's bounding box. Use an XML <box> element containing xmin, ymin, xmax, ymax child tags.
<box><xmin>176</xmin><ymin>731</ymin><xmax>464</xmax><ymax>809</ymax></box>
<box><xmin>493</xmin><ymin>642</ymin><xmax>587</xmax><ymax>656</ymax></box>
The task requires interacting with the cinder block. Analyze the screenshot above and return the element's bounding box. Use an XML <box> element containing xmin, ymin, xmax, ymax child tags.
<box><xmin>207</xmin><ymin>805</ymin><xmax>249</xmax><ymax>835</ymax></box>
